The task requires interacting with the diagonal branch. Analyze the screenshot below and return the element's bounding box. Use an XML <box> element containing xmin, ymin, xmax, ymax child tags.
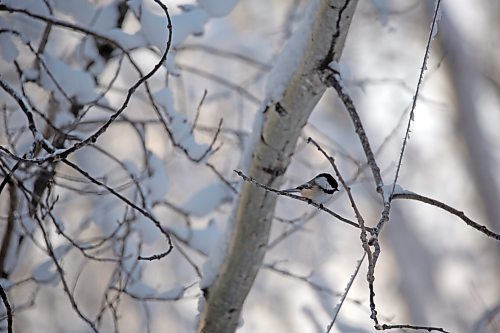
<box><xmin>326</xmin><ymin>252</ymin><xmax>366</xmax><ymax>332</ymax></box>
<box><xmin>322</xmin><ymin>71</ymin><xmax>385</xmax><ymax>198</ymax></box>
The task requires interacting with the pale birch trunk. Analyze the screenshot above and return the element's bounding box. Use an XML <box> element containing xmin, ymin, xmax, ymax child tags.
<box><xmin>199</xmin><ymin>1</ymin><xmax>359</xmax><ymax>332</ymax></box>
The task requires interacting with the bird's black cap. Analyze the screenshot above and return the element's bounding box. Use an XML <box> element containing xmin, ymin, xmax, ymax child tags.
<box><xmin>317</xmin><ymin>173</ymin><xmax>338</xmax><ymax>192</ymax></box>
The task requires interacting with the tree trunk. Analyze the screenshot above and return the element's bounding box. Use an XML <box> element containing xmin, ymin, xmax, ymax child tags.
<box><xmin>198</xmin><ymin>1</ymin><xmax>359</xmax><ymax>332</ymax></box>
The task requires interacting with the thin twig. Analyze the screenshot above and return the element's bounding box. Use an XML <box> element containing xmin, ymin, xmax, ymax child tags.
<box><xmin>233</xmin><ymin>170</ymin><xmax>367</xmax><ymax>231</ymax></box>
<box><xmin>322</xmin><ymin>72</ymin><xmax>384</xmax><ymax>198</ymax></box>
<box><xmin>192</xmin><ymin>89</ymin><xmax>207</xmax><ymax>133</ymax></box>
<box><xmin>176</xmin><ymin>44</ymin><xmax>271</xmax><ymax>70</ymax></box>
<box><xmin>0</xmin><ymin>161</ymin><xmax>20</xmax><ymax>196</ymax></box>
<box><xmin>0</xmin><ymin>283</ymin><xmax>13</xmax><ymax>333</ymax></box>
<box><xmin>33</xmin><ymin>213</ymin><xmax>99</xmax><ymax>332</ymax></box>
<box><xmin>326</xmin><ymin>252</ymin><xmax>366</xmax><ymax>333</ymax></box>
<box><xmin>306</xmin><ymin>137</ymin><xmax>374</xmax><ymax>249</ymax></box>
<box><xmin>379</xmin><ymin>323</ymin><xmax>449</xmax><ymax>333</ymax></box>
<box><xmin>0</xmin><ymin>78</ymin><xmax>55</xmax><ymax>154</ymax></box>
<box><xmin>61</xmin><ymin>159</ymin><xmax>173</xmax><ymax>261</ymax></box>
<box><xmin>206</xmin><ymin>162</ymin><xmax>237</xmax><ymax>194</ymax></box>
<box><xmin>390</xmin><ymin>0</ymin><xmax>442</xmax><ymax>198</ymax></box>
<box><xmin>391</xmin><ymin>192</ymin><xmax>500</xmax><ymax>241</ymax></box>
<box><xmin>177</xmin><ymin>63</ymin><xmax>261</xmax><ymax>105</ymax></box>
<box><xmin>306</xmin><ymin>137</ymin><xmax>378</xmax><ymax>323</ymax></box>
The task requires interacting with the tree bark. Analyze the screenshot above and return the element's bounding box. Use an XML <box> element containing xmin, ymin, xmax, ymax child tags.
<box><xmin>198</xmin><ymin>1</ymin><xmax>359</xmax><ymax>332</ymax></box>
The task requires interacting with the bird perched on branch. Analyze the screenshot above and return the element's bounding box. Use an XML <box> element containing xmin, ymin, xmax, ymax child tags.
<box><xmin>281</xmin><ymin>173</ymin><xmax>338</xmax><ymax>204</ymax></box>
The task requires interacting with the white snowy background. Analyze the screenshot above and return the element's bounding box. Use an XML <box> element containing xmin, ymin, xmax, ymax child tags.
<box><xmin>0</xmin><ymin>0</ymin><xmax>498</xmax><ymax>332</ymax></box>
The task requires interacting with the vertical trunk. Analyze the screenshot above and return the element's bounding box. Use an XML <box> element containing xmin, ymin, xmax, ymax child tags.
<box><xmin>198</xmin><ymin>1</ymin><xmax>359</xmax><ymax>332</ymax></box>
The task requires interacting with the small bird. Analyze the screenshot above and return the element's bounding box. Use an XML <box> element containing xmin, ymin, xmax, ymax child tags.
<box><xmin>281</xmin><ymin>173</ymin><xmax>338</xmax><ymax>204</ymax></box>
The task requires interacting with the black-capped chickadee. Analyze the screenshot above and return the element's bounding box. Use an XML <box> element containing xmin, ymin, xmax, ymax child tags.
<box><xmin>282</xmin><ymin>173</ymin><xmax>338</xmax><ymax>204</ymax></box>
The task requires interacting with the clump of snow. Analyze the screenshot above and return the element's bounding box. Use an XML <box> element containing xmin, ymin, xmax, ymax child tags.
<box><xmin>137</xmin><ymin>2</ymin><xmax>209</xmax><ymax>50</ymax></box>
<box><xmin>92</xmin><ymin>2</ymin><xmax>121</xmax><ymax>30</ymax></box>
<box><xmin>431</xmin><ymin>0</ymin><xmax>443</xmax><ymax>39</ymax></box>
<box><xmin>102</xmin><ymin>29</ymin><xmax>145</xmax><ymax>50</ymax></box>
<box><xmin>382</xmin><ymin>183</ymin><xmax>414</xmax><ymax>202</ymax></box>
<box><xmin>129</xmin><ymin>0</ymin><xmax>237</xmax><ymax>77</ymax></box>
<box><xmin>153</xmin><ymin>87</ymin><xmax>176</xmax><ymax>114</ymax></box>
<box><xmin>328</xmin><ymin>60</ymin><xmax>341</xmax><ymax>73</ymax></box>
<box><xmin>32</xmin><ymin>245</ymin><xmax>69</xmax><ymax>286</ymax></box>
<box><xmin>265</xmin><ymin>0</ymin><xmax>320</xmax><ymax>102</ymax></box>
<box><xmin>22</xmin><ymin>68</ymin><xmax>39</xmax><ymax>81</ymax></box>
<box><xmin>138</xmin><ymin>4</ymin><xmax>170</xmax><ymax>51</ymax></box>
<box><xmin>51</xmin><ymin>0</ymin><xmax>94</xmax><ymax>23</ymax></box>
<box><xmin>180</xmin><ymin>182</ymin><xmax>233</xmax><ymax>217</ymax></box>
<box><xmin>126</xmin><ymin>281</ymin><xmax>184</xmax><ymax>300</ymax></box>
<box><xmin>328</xmin><ymin>60</ymin><xmax>352</xmax><ymax>87</ymax></box>
<box><xmin>171</xmin><ymin>219</ymin><xmax>220</xmax><ymax>255</ymax></box>
<box><xmin>118</xmin><ymin>233</ymin><xmax>143</xmax><ymax>280</ymax></box>
<box><xmin>371</xmin><ymin>0</ymin><xmax>390</xmax><ymax>26</ymax></box>
<box><xmin>91</xmin><ymin>199</ymin><xmax>125</xmax><ymax>235</ymax></box>
<box><xmin>40</xmin><ymin>54</ymin><xmax>98</xmax><ymax>104</ymax></box>
<box><xmin>0</xmin><ymin>32</ymin><xmax>18</xmax><ymax>62</ymax></box>
<box><xmin>199</xmin><ymin>201</ymin><xmax>239</xmax><ymax>289</ymax></box>
<box><xmin>143</xmin><ymin>151</ymin><xmax>170</xmax><ymax>204</ymax></box>
<box><xmin>132</xmin><ymin>152</ymin><xmax>170</xmax><ymax>243</ymax></box>
<box><xmin>188</xmin><ymin>219</ymin><xmax>220</xmax><ymax>255</ymax></box>
<box><xmin>170</xmin><ymin>8</ymin><xmax>210</xmax><ymax>47</ymax></box>
<box><xmin>126</xmin><ymin>281</ymin><xmax>157</xmax><ymax>298</ymax></box>
<box><xmin>135</xmin><ymin>214</ymin><xmax>161</xmax><ymax>244</ymax></box>
<box><xmin>165</xmin><ymin>52</ymin><xmax>181</xmax><ymax>75</ymax></box>
<box><xmin>0</xmin><ymin>279</ymin><xmax>13</xmax><ymax>289</ymax></box>
<box><xmin>32</xmin><ymin>259</ymin><xmax>60</xmax><ymax>285</ymax></box>
<box><xmin>2</xmin><ymin>0</ymin><xmax>50</xmax><ymax>15</ymax></box>
<box><xmin>74</xmin><ymin>38</ymin><xmax>103</xmax><ymax>75</ymax></box>
<box><xmin>153</xmin><ymin>88</ymin><xmax>210</xmax><ymax>160</ymax></box>
<box><xmin>197</xmin><ymin>0</ymin><xmax>238</xmax><ymax>17</ymax></box>
<box><xmin>127</xmin><ymin>0</ymin><xmax>141</xmax><ymax>15</ymax></box>
<box><xmin>158</xmin><ymin>284</ymin><xmax>184</xmax><ymax>299</ymax></box>
<box><xmin>241</xmin><ymin>105</ymin><xmax>265</xmax><ymax>171</ymax></box>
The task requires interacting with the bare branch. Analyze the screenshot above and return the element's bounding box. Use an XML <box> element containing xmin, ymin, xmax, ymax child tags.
<box><xmin>0</xmin><ymin>78</ymin><xmax>55</xmax><ymax>154</ymax></box>
<box><xmin>176</xmin><ymin>63</ymin><xmax>261</xmax><ymax>105</ymax></box>
<box><xmin>233</xmin><ymin>170</ymin><xmax>367</xmax><ymax>231</ymax></box>
<box><xmin>378</xmin><ymin>323</ymin><xmax>450</xmax><ymax>333</ymax></box>
<box><xmin>321</xmin><ymin>71</ymin><xmax>385</xmax><ymax>197</ymax></box>
<box><xmin>192</xmin><ymin>89</ymin><xmax>208</xmax><ymax>133</ymax></box>
<box><xmin>391</xmin><ymin>0</ymin><xmax>443</xmax><ymax>196</ymax></box>
<box><xmin>32</xmin><ymin>213</ymin><xmax>99</xmax><ymax>332</ymax></box>
<box><xmin>391</xmin><ymin>192</ymin><xmax>500</xmax><ymax>241</ymax></box>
